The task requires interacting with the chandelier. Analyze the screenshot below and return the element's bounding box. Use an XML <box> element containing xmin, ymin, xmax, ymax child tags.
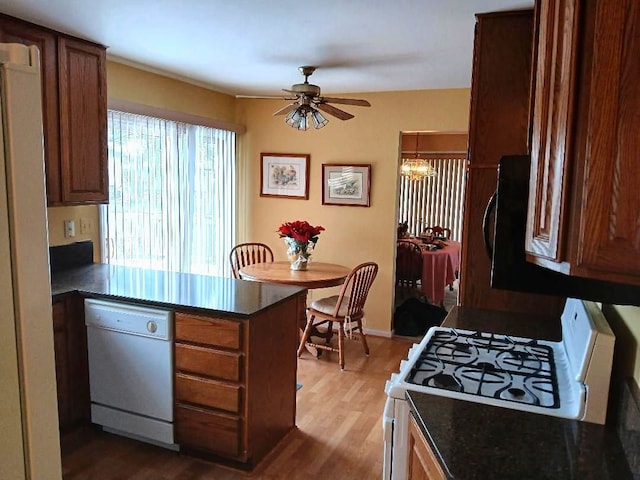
<box><xmin>284</xmin><ymin>103</ymin><xmax>328</xmax><ymax>130</ymax></box>
<box><xmin>400</xmin><ymin>133</ymin><xmax>437</xmax><ymax>181</ymax></box>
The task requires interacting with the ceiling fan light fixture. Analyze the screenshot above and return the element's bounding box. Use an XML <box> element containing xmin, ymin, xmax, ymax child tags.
<box><xmin>297</xmin><ymin>112</ymin><xmax>310</xmax><ymax>131</ymax></box>
<box><xmin>311</xmin><ymin>109</ymin><xmax>328</xmax><ymax>129</ymax></box>
<box><xmin>269</xmin><ymin>66</ymin><xmax>371</xmax><ymax>131</ymax></box>
<box><xmin>285</xmin><ymin>107</ymin><xmax>303</xmax><ymax>126</ymax></box>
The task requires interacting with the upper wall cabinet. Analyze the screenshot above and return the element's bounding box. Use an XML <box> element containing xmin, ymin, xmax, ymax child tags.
<box><xmin>0</xmin><ymin>14</ymin><xmax>108</xmax><ymax>206</ymax></box>
<box><xmin>526</xmin><ymin>0</ymin><xmax>640</xmax><ymax>286</ymax></box>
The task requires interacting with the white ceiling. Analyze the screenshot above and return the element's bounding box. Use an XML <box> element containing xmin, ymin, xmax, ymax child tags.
<box><xmin>0</xmin><ymin>0</ymin><xmax>533</xmax><ymax>96</ymax></box>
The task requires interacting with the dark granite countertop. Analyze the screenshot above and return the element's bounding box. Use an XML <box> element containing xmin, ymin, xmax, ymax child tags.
<box><xmin>406</xmin><ymin>390</ymin><xmax>633</xmax><ymax>479</ymax></box>
<box><xmin>404</xmin><ymin>306</ymin><xmax>636</xmax><ymax>479</ymax></box>
<box><xmin>51</xmin><ymin>263</ymin><xmax>306</xmax><ymax>318</ymax></box>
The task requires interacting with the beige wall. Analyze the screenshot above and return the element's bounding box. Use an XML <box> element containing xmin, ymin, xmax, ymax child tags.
<box><xmin>236</xmin><ymin>89</ymin><xmax>471</xmax><ymax>333</ymax></box>
<box><xmin>47</xmin><ymin>205</ymin><xmax>102</xmax><ymax>260</ymax></box>
<box><xmin>106</xmin><ymin>61</ymin><xmax>236</xmax><ymax>120</ymax></box>
<box><xmin>603</xmin><ymin>305</ymin><xmax>640</xmax><ymax>388</ymax></box>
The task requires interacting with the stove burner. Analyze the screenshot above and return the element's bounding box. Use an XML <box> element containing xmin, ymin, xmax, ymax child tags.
<box><xmin>430</xmin><ymin>373</ymin><xmax>462</xmax><ymax>392</ymax></box>
<box><xmin>476</xmin><ymin>361</ymin><xmax>495</xmax><ymax>372</ymax></box>
<box><xmin>507</xmin><ymin>387</ymin><xmax>525</xmax><ymax>398</ymax></box>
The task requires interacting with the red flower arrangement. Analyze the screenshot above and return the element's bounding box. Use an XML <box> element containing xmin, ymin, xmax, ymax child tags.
<box><xmin>277</xmin><ymin>220</ymin><xmax>325</xmax><ymax>245</ymax></box>
<box><xmin>277</xmin><ymin>221</ymin><xmax>325</xmax><ymax>270</ymax></box>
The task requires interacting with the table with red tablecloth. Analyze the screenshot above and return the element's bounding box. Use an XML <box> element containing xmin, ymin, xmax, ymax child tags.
<box><xmin>419</xmin><ymin>241</ymin><xmax>461</xmax><ymax>305</ymax></box>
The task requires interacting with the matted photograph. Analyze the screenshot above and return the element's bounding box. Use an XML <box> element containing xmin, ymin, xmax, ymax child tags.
<box><xmin>260</xmin><ymin>153</ymin><xmax>310</xmax><ymax>199</ymax></box>
<box><xmin>322</xmin><ymin>164</ymin><xmax>371</xmax><ymax>207</ymax></box>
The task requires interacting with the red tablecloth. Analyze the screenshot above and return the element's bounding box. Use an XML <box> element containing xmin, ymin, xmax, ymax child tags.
<box><xmin>419</xmin><ymin>241</ymin><xmax>460</xmax><ymax>304</ymax></box>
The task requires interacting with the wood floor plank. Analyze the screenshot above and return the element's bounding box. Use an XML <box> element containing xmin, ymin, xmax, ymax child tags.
<box><xmin>61</xmin><ymin>335</ymin><xmax>413</xmax><ymax>479</ymax></box>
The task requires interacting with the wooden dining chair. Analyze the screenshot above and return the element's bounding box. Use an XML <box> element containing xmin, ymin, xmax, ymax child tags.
<box><xmin>396</xmin><ymin>239</ymin><xmax>423</xmax><ymax>297</ymax></box>
<box><xmin>297</xmin><ymin>262</ymin><xmax>378</xmax><ymax>370</ymax></box>
<box><xmin>229</xmin><ymin>242</ymin><xmax>274</xmax><ymax>279</ymax></box>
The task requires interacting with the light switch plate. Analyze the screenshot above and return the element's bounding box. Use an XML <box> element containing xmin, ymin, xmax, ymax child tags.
<box><xmin>64</xmin><ymin>220</ymin><xmax>75</xmax><ymax>238</ymax></box>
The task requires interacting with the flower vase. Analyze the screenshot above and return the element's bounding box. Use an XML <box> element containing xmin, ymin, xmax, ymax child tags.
<box><xmin>288</xmin><ymin>251</ymin><xmax>310</xmax><ymax>271</ymax></box>
<box><xmin>285</xmin><ymin>238</ymin><xmax>311</xmax><ymax>270</ymax></box>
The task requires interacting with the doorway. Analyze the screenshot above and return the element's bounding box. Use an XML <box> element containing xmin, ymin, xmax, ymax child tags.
<box><xmin>393</xmin><ymin>131</ymin><xmax>468</xmax><ymax>332</ymax></box>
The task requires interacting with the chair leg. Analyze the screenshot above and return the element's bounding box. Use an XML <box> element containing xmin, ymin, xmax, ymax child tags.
<box><xmin>358</xmin><ymin>320</ymin><xmax>370</xmax><ymax>355</ymax></box>
<box><xmin>297</xmin><ymin>315</ymin><xmax>315</xmax><ymax>357</ymax></box>
<box><xmin>338</xmin><ymin>324</ymin><xmax>345</xmax><ymax>370</ymax></box>
<box><xmin>326</xmin><ymin>321</ymin><xmax>334</xmax><ymax>344</ymax></box>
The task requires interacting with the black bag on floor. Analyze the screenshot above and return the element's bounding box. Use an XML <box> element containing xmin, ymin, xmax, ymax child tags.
<box><xmin>393</xmin><ymin>298</ymin><xmax>447</xmax><ymax>336</ymax></box>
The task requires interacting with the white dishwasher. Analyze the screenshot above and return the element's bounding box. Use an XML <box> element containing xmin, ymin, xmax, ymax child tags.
<box><xmin>85</xmin><ymin>298</ymin><xmax>177</xmax><ymax>449</ymax></box>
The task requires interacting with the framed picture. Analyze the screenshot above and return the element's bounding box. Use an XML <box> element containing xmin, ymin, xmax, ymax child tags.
<box><xmin>260</xmin><ymin>153</ymin><xmax>310</xmax><ymax>199</ymax></box>
<box><xmin>322</xmin><ymin>164</ymin><xmax>371</xmax><ymax>207</ymax></box>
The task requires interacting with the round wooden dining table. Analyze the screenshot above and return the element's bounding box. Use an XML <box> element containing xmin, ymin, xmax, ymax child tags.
<box><xmin>239</xmin><ymin>261</ymin><xmax>351</xmax><ymax>289</ymax></box>
<box><xmin>239</xmin><ymin>261</ymin><xmax>352</xmax><ymax>357</ymax></box>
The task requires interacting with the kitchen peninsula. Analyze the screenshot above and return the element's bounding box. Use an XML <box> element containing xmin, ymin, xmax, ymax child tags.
<box><xmin>50</xmin><ymin>262</ymin><xmax>306</xmax><ymax>470</ymax></box>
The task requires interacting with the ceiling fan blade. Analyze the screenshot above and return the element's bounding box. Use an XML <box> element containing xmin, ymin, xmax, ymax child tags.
<box><xmin>316</xmin><ymin>103</ymin><xmax>354</xmax><ymax>121</ymax></box>
<box><xmin>320</xmin><ymin>97</ymin><xmax>371</xmax><ymax>107</ymax></box>
<box><xmin>236</xmin><ymin>95</ymin><xmax>286</xmax><ymax>100</ymax></box>
<box><xmin>237</xmin><ymin>95</ymin><xmax>300</xmax><ymax>102</ymax></box>
<box><xmin>273</xmin><ymin>103</ymin><xmax>298</xmax><ymax>116</ymax></box>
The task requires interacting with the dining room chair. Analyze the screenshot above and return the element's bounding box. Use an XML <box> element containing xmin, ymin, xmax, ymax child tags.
<box><xmin>297</xmin><ymin>262</ymin><xmax>378</xmax><ymax>370</ymax></box>
<box><xmin>229</xmin><ymin>242</ymin><xmax>274</xmax><ymax>279</ymax></box>
<box><xmin>395</xmin><ymin>239</ymin><xmax>423</xmax><ymax>298</ymax></box>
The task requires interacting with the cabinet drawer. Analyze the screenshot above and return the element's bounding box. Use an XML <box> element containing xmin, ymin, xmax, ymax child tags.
<box><xmin>175</xmin><ymin>343</ymin><xmax>242</xmax><ymax>382</ymax></box>
<box><xmin>175</xmin><ymin>404</ymin><xmax>240</xmax><ymax>457</ymax></box>
<box><xmin>175</xmin><ymin>373</ymin><xmax>241</xmax><ymax>413</ymax></box>
<box><xmin>175</xmin><ymin>312</ymin><xmax>241</xmax><ymax>350</ymax></box>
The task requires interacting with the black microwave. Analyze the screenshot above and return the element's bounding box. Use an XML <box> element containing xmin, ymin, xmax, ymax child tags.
<box><xmin>484</xmin><ymin>155</ymin><xmax>640</xmax><ymax>306</ymax></box>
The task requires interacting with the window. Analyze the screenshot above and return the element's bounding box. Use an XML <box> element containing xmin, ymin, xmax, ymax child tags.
<box><xmin>101</xmin><ymin>110</ymin><xmax>236</xmax><ymax>277</ymax></box>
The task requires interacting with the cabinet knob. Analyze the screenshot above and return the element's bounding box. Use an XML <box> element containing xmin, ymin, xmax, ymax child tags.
<box><xmin>147</xmin><ymin>321</ymin><xmax>157</xmax><ymax>333</ymax></box>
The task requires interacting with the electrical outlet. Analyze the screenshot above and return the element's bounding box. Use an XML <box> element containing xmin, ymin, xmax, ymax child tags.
<box><xmin>64</xmin><ymin>220</ymin><xmax>75</xmax><ymax>238</ymax></box>
<box><xmin>80</xmin><ymin>217</ymin><xmax>92</xmax><ymax>234</ymax></box>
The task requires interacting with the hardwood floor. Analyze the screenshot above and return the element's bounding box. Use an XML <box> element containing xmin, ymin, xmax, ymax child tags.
<box><xmin>61</xmin><ymin>335</ymin><xmax>413</xmax><ymax>479</ymax></box>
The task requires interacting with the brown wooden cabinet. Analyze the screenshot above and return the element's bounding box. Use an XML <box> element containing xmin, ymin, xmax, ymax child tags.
<box><xmin>526</xmin><ymin>0</ymin><xmax>640</xmax><ymax>287</ymax></box>
<box><xmin>460</xmin><ymin>10</ymin><xmax>564</xmax><ymax>315</ymax></box>
<box><xmin>407</xmin><ymin>414</ymin><xmax>446</xmax><ymax>480</ymax></box>
<box><xmin>0</xmin><ymin>13</ymin><xmax>107</xmax><ymax>206</ymax></box>
<box><xmin>174</xmin><ymin>293</ymin><xmax>301</xmax><ymax>468</ymax></box>
<box><xmin>51</xmin><ymin>295</ymin><xmax>90</xmax><ymax>431</ymax></box>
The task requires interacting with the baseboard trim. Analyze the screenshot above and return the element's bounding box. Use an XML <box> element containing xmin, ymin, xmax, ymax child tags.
<box><xmin>364</xmin><ymin>328</ymin><xmax>392</xmax><ymax>338</ymax></box>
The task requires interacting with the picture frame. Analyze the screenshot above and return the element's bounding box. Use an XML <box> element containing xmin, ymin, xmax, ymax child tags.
<box><xmin>260</xmin><ymin>153</ymin><xmax>310</xmax><ymax>199</ymax></box>
<box><xmin>322</xmin><ymin>164</ymin><xmax>371</xmax><ymax>207</ymax></box>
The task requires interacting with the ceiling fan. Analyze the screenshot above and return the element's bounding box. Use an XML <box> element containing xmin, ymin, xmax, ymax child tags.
<box><xmin>251</xmin><ymin>66</ymin><xmax>371</xmax><ymax>130</ymax></box>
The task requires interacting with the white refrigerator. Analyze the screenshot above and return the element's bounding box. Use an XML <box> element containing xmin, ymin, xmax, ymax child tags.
<box><xmin>0</xmin><ymin>43</ymin><xmax>62</xmax><ymax>479</ymax></box>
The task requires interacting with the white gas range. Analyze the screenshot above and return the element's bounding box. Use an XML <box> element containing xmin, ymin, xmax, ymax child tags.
<box><xmin>382</xmin><ymin>298</ymin><xmax>615</xmax><ymax>480</ymax></box>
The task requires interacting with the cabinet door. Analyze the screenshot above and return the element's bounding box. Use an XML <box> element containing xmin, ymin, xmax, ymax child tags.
<box><xmin>467</xmin><ymin>11</ymin><xmax>535</xmax><ymax>167</ymax></box>
<box><xmin>52</xmin><ymin>301</ymin><xmax>70</xmax><ymax>428</ymax></box>
<box><xmin>408</xmin><ymin>415</ymin><xmax>446</xmax><ymax>480</ymax></box>
<box><xmin>526</xmin><ymin>0</ymin><xmax>579</xmax><ymax>265</ymax></box>
<box><xmin>528</xmin><ymin>0</ymin><xmax>640</xmax><ymax>285</ymax></box>
<box><xmin>52</xmin><ymin>296</ymin><xmax>90</xmax><ymax>431</ymax></box>
<box><xmin>58</xmin><ymin>37</ymin><xmax>108</xmax><ymax>204</ymax></box>
<box><xmin>0</xmin><ymin>17</ymin><xmax>62</xmax><ymax>205</ymax></box>
<box><xmin>462</xmin><ymin>11</ymin><xmax>535</xmax><ymax>310</ymax></box>
<box><xmin>571</xmin><ymin>0</ymin><xmax>640</xmax><ymax>283</ymax></box>
<box><xmin>460</xmin><ymin>10</ymin><xmax>564</xmax><ymax>314</ymax></box>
